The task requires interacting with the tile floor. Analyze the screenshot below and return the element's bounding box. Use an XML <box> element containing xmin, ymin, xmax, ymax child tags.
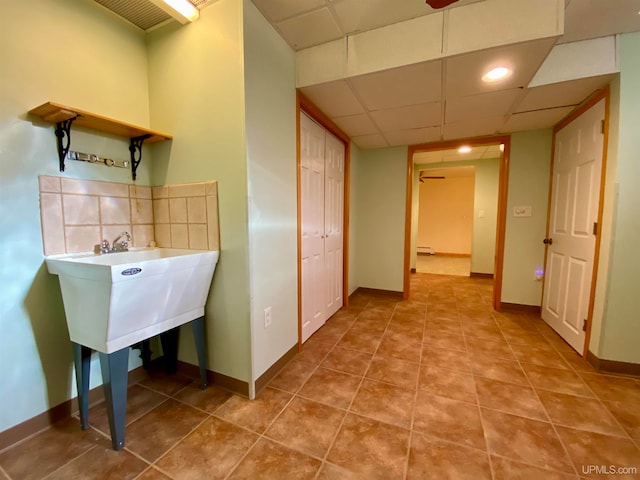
<box><xmin>2</xmin><ymin>274</ymin><xmax>640</xmax><ymax>479</ymax></box>
<box><xmin>416</xmin><ymin>254</ymin><xmax>470</xmax><ymax>276</ymax></box>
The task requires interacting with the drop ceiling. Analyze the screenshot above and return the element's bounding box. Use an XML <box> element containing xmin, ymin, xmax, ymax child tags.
<box><xmin>93</xmin><ymin>0</ymin><xmax>640</xmax><ymax>150</ymax></box>
<box><xmin>252</xmin><ymin>0</ymin><xmax>640</xmax><ymax>149</ymax></box>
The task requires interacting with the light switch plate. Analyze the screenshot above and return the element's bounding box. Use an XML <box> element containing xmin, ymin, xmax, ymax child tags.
<box><xmin>513</xmin><ymin>206</ymin><xmax>532</xmax><ymax>217</ymax></box>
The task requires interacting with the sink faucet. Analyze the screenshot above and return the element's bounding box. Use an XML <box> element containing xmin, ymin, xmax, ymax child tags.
<box><xmin>100</xmin><ymin>232</ymin><xmax>132</xmax><ymax>253</ymax></box>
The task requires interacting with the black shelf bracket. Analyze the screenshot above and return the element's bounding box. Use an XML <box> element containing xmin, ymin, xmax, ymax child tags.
<box><xmin>55</xmin><ymin>117</ymin><xmax>77</xmax><ymax>172</ymax></box>
<box><xmin>129</xmin><ymin>134</ymin><xmax>151</xmax><ymax>181</ymax></box>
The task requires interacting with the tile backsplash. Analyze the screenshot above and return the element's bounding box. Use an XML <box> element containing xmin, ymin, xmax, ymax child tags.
<box><xmin>39</xmin><ymin>176</ymin><xmax>219</xmax><ymax>256</ymax></box>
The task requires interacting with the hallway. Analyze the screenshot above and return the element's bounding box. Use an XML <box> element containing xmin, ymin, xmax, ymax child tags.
<box><xmin>1</xmin><ymin>274</ymin><xmax>639</xmax><ymax>479</ymax></box>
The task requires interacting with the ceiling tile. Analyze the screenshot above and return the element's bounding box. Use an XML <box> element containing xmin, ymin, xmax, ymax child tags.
<box><xmin>251</xmin><ymin>0</ymin><xmax>327</xmax><ymax>22</ymax></box>
<box><xmin>370</xmin><ymin>102</ymin><xmax>441</xmax><ymax>132</ymax></box>
<box><xmin>445</xmin><ymin>88</ymin><xmax>522</xmax><ymax>123</ymax></box>
<box><xmin>445</xmin><ymin>40</ymin><xmax>555</xmax><ymax>98</ymax></box>
<box><xmin>351</xmin><ymin>134</ymin><xmax>388</xmax><ymax>149</ymax></box>
<box><xmin>330</xmin><ymin>0</ymin><xmax>484</xmax><ymax>34</ymax></box>
<box><xmin>413</xmin><ymin>144</ymin><xmax>501</xmax><ymax>164</ymax></box>
<box><xmin>443</xmin><ymin>116</ymin><xmax>504</xmax><ymax>140</ymax></box>
<box><xmin>332</xmin><ymin>114</ymin><xmax>379</xmax><ymax>137</ymax></box>
<box><xmin>514</xmin><ymin>74</ymin><xmax>614</xmax><ymax>113</ymax></box>
<box><xmin>501</xmin><ymin>106</ymin><xmax>575</xmax><ymax>133</ymax></box>
<box><xmin>385</xmin><ymin>126</ymin><xmax>441</xmax><ymax>147</ymax></box>
<box><xmin>299</xmin><ymin>80</ymin><xmax>364</xmax><ymax>117</ymax></box>
<box><xmin>276</xmin><ymin>8</ymin><xmax>343</xmax><ymax>50</ymax></box>
<box><xmin>349</xmin><ymin>60</ymin><xmax>442</xmax><ymax>110</ymax></box>
<box><xmin>560</xmin><ymin>0</ymin><xmax>640</xmax><ymax>44</ymax></box>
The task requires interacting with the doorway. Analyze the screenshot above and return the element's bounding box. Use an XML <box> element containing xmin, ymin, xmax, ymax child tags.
<box><xmin>403</xmin><ymin>136</ymin><xmax>511</xmax><ymax>309</ymax></box>
<box><xmin>416</xmin><ymin>165</ymin><xmax>475</xmax><ymax>276</ymax></box>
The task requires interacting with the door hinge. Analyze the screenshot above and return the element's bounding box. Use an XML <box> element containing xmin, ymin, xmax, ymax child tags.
<box><xmin>593</xmin><ymin>222</ymin><xmax>598</xmax><ymax>235</ymax></box>
<box><xmin>601</xmin><ymin>119</ymin><xmax>605</xmax><ymax>134</ymax></box>
<box><xmin>583</xmin><ymin>319</ymin><xmax>588</xmax><ymax>331</ymax></box>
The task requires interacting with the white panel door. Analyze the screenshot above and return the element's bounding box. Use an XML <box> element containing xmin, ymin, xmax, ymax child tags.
<box><xmin>300</xmin><ymin>113</ymin><xmax>327</xmax><ymax>342</ymax></box>
<box><xmin>324</xmin><ymin>131</ymin><xmax>345</xmax><ymax>318</ymax></box>
<box><xmin>542</xmin><ymin>99</ymin><xmax>605</xmax><ymax>353</ymax></box>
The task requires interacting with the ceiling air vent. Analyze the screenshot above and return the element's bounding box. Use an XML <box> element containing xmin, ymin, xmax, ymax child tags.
<box><xmin>94</xmin><ymin>0</ymin><xmax>172</xmax><ymax>30</ymax></box>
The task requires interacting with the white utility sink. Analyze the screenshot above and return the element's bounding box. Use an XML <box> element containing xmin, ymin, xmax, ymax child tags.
<box><xmin>46</xmin><ymin>248</ymin><xmax>219</xmax><ymax>353</ymax></box>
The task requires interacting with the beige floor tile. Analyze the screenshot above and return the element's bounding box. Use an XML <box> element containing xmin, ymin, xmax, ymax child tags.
<box><xmin>579</xmin><ymin>372</ymin><xmax>640</xmax><ymax>404</ymax></box>
<box><xmin>268</xmin><ymin>360</ymin><xmax>317</xmax><ymax>393</ymax></box>
<box><xmin>265</xmin><ymin>397</ymin><xmax>345</xmax><ymax>458</ymax></box>
<box><xmin>475</xmin><ymin>377</ymin><xmax>547</xmax><ymax>420</ymax></box>
<box><xmin>490</xmin><ymin>456</ymin><xmax>579</xmax><ymax>480</ymax></box>
<box><xmin>0</xmin><ymin>417</ymin><xmax>104</xmax><ymax>480</ymax></box>
<box><xmin>350</xmin><ymin>378</ymin><xmax>416</xmax><ymax>429</ymax></box>
<box><xmin>418</xmin><ymin>363</ymin><xmax>477</xmax><ymax>404</ymax></box>
<box><xmin>155</xmin><ymin>416</ymin><xmax>257</xmax><ymax>479</ymax></box>
<box><xmin>338</xmin><ymin>330</ymin><xmax>382</xmax><ymax>354</ymax></box>
<box><xmin>45</xmin><ymin>438</ymin><xmax>148</xmax><ymax>480</ymax></box>
<box><xmin>366</xmin><ymin>355</ymin><xmax>420</xmax><ymax>389</ymax></box>
<box><xmin>88</xmin><ymin>384</ymin><xmax>168</xmax><ymax>435</ymax></box>
<box><xmin>298</xmin><ymin>367</ymin><xmax>360</xmax><ymax>409</ymax></box>
<box><xmin>471</xmin><ymin>354</ymin><xmax>529</xmax><ymax>386</ymax></box>
<box><xmin>228</xmin><ymin>438</ymin><xmax>321</xmax><ymax>479</ymax></box>
<box><xmin>125</xmin><ymin>399</ymin><xmax>208</xmax><ymax>462</ymax></box>
<box><xmin>407</xmin><ymin>433</ymin><xmax>492</xmax><ymax>480</ymax></box>
<box><xmin>296</xmin><ymin>339</ymin><xmax>333</xmax><ymax>365</ymax></box>
<box><xmin>327</xmin><ymin>413</ymin><xmax>409</xmax><ymax>480</ymax></box>
<box><xmin>480</xmin><ymin>408</ymin><xmax>574</xmax><ymax>473</ymax></box>
<box><xmin>604</xmin><ymin>399</ymin><xmax>640</xmax><ymax>441</ymax></box>
<box><xmin>133</xmin><ymin>467</ymin><xmax>172</xmax><ymax>480</ymax></box>
<box><xmin>321</xmin><ymin>346</ymin><xmax>372</xmax><ymax>376</ymax></box>
<box><xmin>537</xmin><ymin>390</ymin><xmax>627</xmax><ymax>437</ymax></box>
<box><xmin>173</xmin><ymin>381</ymin><xmax>233</xmax><ymax>414</ymax></box>
<box><xmin>413</xmin><ymin>391</ymin><xmax>486</xmax><ymax>450</ymax></box>
<box><xmin>422</xmin><ymin>343</ymin><xmax>473</xmax><ymax>373</ymax></box>
<box><xmin>215</xmin><ymin>387</ymin><xmax>291</xmax><ymax>434</ymax></box>
<box><xmin>521</xmin><ymin>362</ymin><xmax>594</xmax><ymax>397</ymax></box>
<box><xmin>375</xmin><ymin>336</ymin><xmax>422</xmax><ymax>363</ymax></box>
<box><xmin>556</xmin><ymin>425</ymin><xmax>640</xmax><ymax>479</ymax></box>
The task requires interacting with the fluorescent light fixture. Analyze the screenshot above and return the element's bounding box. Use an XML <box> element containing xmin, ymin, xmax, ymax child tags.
<box><xmin>482</xmin><ymin>66</ymin><xmax>511</xmax><ymax>82</ymax></box>
<box><xmin>458</xmin><ymin>146</ymin><xmax>472</xmax><ymax>153</ymax></box>
<box><xmin>149</xmin><ymin>0</ymin><xmax>199</xmax><ymax>23</ymax></box>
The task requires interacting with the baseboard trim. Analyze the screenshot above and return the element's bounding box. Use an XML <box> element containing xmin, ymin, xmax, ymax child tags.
<box><xmin>0</xmin><ymin>359</ymin><xmax>250</xmax><ymax>452</ymax></box>
<box><xmin>354</xmin><ymin>287</ymin><xmax>403</xmax><ymax>298</ymax></box>
<box><xmin>176</xmin><ymin>361</ymin><xmax>250</xmax><ymax>397</ymax></box>
<box><xmin>586</xmin><ymin>351</ymin><xmax>640</xmax><ymax>376</ymax></box>
<box><xmin>470</xmin><ymin>272</ymin><xmax>494</xmax><ymax>279</ymax></box>
<box><xmin>254</xmin><ymin>344</ymin><xmax>298</xmax><ymax>395</ymax></box>
<box><xmin>499</xmin><ymin>302</ymin><xmax>541</xmax><ymax>314</ymax></box>
<box><xmin>0</xmin><ymin>365</ymin><xmax>149</xmax><ymax>453</ymax></box>
<box><xmin>434</xmin><ymin>252</ymin><xmax>471</xmax><ymax>257</ymax></box>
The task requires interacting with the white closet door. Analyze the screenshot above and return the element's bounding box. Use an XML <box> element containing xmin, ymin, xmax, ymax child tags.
<box><xmin>300</xmin><ymin>113</ymin><xmax>327</xmax><ymax>342</ymax></box>
<box><xmin>324</xmin><ymin>131</ymin><xmax>344</xmax><ymax>318</ymax></box>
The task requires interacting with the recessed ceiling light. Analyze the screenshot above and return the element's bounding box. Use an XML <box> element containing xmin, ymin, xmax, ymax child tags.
<box><xmin>482</xmin><ymin>67</ymin><xmax>512</xmax><ymax>82</ymax></box>
<box><xmin>458</xmin><ymin>146</ymin><xmax>472</xmax><ymax>153</ymax></box>
<box><xmin>499</xmin><ymin>144</ymin><xmax>505</xmax><ymax>152</ymax></box>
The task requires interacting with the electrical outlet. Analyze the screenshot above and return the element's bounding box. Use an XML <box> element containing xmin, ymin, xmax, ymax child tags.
<box><xmin>264</xmin><ymin>306</ymin><xmax>272</xmax><ymax>328</ymax></box>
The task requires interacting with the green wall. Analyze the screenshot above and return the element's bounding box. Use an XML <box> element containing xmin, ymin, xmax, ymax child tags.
<box><xmin>0</xmin><ymin>0</ymin><xmax>151</xmax><ymax>433</ymax></box>
<box><xmin>348</xmin><ymin>142</ymin><xmax>363</xmax><ymax>294</ymax></box>
<box><xmin>354</xmin><ymin>146</ymin><xmax>408</xmax><ymax>292</ymax></box>
<box><xmin>146</xmin><ymin>0</ymin><xmax>252</xmax><ymax>384</ymax></box>
<box><xmin>597</xmin><ymin>32</ymin><xmax>640</xmax><ymax>363</ymax></box>
<box><xmin>501</xmin><ymin>130</ymin><xmax>552</xmax><ymax>306</ymax></box>
<box><xmin>415</xmin><ymin>158</ymin><xmax>500</xmax><ymax>275</ymax></box>
<box><xmin>243</xmin><ymin>0</ymin><xmax>298</xmax><ymax>387</ymax></box>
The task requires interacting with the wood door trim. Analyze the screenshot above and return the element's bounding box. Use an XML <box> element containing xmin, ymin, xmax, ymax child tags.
<box><xmin>296</xmin><ymin>91</ymin><xmax>350</xmax><ymax>349</ymax></box>
<box><xmin>544</xmin><ymin>86</ymin><xmax>610</xmax><ymax>357</ymax></box>
<box><xmin>404</xmin><ymin>135</ymin><xmax>511</xmax><ymax>309</ymax></box>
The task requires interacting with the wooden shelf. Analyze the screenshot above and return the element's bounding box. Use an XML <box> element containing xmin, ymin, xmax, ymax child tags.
<box><xmin>29</xmin><ymin>102</ymin><xmax>172</xmax><ymax>180</ymax></box>
<box><xmin>29</xmin><ymin>102</ymin><xmax>172</xmax><ymax>143</ymax></box>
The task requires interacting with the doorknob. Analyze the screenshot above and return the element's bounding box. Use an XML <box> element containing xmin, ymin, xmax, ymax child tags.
<box><xmin>543</xmin><ymin>238</ymin><xmax>553</xmax><ymax>245</ymax></box>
